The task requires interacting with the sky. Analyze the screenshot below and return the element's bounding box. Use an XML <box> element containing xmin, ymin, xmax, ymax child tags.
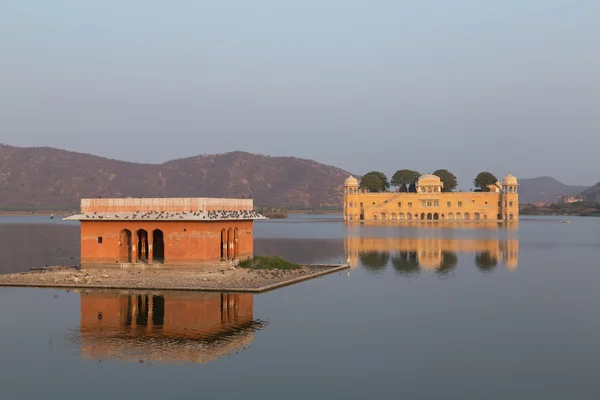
<box><xmin>1</xmin><ymin>0</ymin><xmax>599</xmax><ymax>186</ymax></box>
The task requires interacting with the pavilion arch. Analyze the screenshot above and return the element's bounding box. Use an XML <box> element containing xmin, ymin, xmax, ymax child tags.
<box><xmin>221</xmin><ymin>228</ymin><xmax>227</xmax><ymax>260</ymax></box>
<box><xmin>456</xmin><ymin>212</ymin><xmax>462</xmax><ymax>220</ymax></box>
<box><xmin>234</xmin><ymin>228</ymin><xmax>239</xmax><ymax>258</ymax></box>
<box><xmin>136</xmin><ymin>229</ymin><xmax>149</xmax><ymax>263</ymax></box>
<box><xmin>227</xmin><ymin>228</ymin><xmax>234</xmax><ymax>259</ymax></box>
<box><xmin>152</xmin><ymin>229</ymin><xmax>164</xmax><ymax>263</ymax></box>
<box><xmin>118</xmin><ymin>229</ymin><xmax>132</xmax><ymax>263</ymax></box>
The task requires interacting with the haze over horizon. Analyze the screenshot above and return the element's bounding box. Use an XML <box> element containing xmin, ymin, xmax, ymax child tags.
<box><xmin>2</xmin><ymin>1</ymin><xmax>599</xmax><ymax>186</ymax></box>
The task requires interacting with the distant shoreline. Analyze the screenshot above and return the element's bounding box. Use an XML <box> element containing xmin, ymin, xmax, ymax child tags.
<box><xmin>0</xmin><ymin>211</ymin><xmax>70</xmax><ymax>216</ymax></box>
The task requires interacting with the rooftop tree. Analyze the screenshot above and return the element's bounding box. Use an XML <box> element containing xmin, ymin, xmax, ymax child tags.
<box><xmin>360</xmin><ymin>174</ymin><xmax>384</xmax><ymax>193</ymax></box>
<box><xmin>360</xmin><ymin>171</ymin><xmax>389</xmax><ymax>192</ymax></box>
<box><xmin>432</xmin><ymin>169</ymin><xmax>458</xmax><ymax>192</ymax></box>
<box><xmin>391</xmin><ymin>169</ymin><xmax>421</xmax><ymax>192</ymax></box>
<box><xmin>473</xmin><ymin>172</ymin><xmax>498</xmax><ymax>191</ymax></box>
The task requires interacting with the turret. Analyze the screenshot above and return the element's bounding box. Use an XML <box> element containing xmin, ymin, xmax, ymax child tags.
<box><xmin>343</xmin><ymin>176</ymin><xmax>359</xmax><ymax>221</ymax></box>
<box><xmin>500</xmin><ymin>173</ymin><xmax>519</xmax><ymax>221</ymax></box>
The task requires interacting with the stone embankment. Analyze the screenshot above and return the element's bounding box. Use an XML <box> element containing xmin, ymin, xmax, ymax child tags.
<box><xmin>0</xmin><ymin>264</ymin><xmax>349</xmax><ymax>293</ymax></box>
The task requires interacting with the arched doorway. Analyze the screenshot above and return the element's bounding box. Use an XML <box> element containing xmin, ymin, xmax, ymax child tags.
<box><xmin>456</xmin><ymin>212</ymin><xmax>462</xmax><ymax>220</ymax></box>
<box><xmin>152</xmin><ymin>229</ymin><xmax>164</xmax><ymax>263</ymax></box>
<box><xmin>118</xmin><ymin>229</ymin><xmax>132</xmax><ymax>263</ymax></box>
<box><xmin>406</xmin><ymin>213</ymin><xmax>413</xmax><ymax>221</ymax></box>
<box><xmin>420</xmin><ymin>213</ymin><xmax>425</xmax><ymax>220</ymax></box>
<box><xmin>227</xmin><ymin>228</ymin><xmax>234</xmax><ymax>259</ymax></box>
<box><xmin>427</xmin><ymin>212</ymin><xmax>432</xmax><ymax>220</ymax></box>
<box><xmin>433</xmin><ymin>213</ymin><xmax>439</xmax><ymax>220</ymax></box>
<box><xmin>136</xmin><ymin>230</ymin><xmax>149</xmax><ymax>263</ymax></box>
<box><xmin>474</xmin><ymin>212</ymin><xmax>480</xmax><ymax>220</ymax></box>
<box><xmin>464</xmin><ymin>212</ymin><xmax>470</xmax><ymax>220</ymax></box>
<box><xmin>447</xmin><ymin>212</ymin><xmax>454</xmax><ymax>220</ymax></box>
<box><xmin>234</xmin><ymin>228</ymin><xmax>239</xmax><ymax>258</ymax></box>
<box><xmin>221</xmin><ymin>229</ymin><xmax>227</xmax><ymax>260</ymax></box>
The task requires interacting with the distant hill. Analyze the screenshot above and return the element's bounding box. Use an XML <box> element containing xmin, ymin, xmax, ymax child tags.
<box><xmin>0</xmin><ymin>145</ymin><xmax>351</xmax><ymax>210</ymax></box>
<box><xmin>579</xmin><ymin>181</ymin><xmax>600</xmax><ymax>202</ymax></box>
<box><xmin>518</xmin><ymin>176</ymin><xmax>588</xmax><ymax>203</ymax></box>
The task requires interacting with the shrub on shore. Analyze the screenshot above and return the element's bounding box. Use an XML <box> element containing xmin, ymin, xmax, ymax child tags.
<box><xmin>237</xmin><ymin>256</ymin><xmax>301</xmax><ymax>270</ymax></box>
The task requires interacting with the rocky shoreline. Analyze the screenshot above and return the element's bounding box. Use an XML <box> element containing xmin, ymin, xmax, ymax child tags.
<box><xmin>0</xmin><ymin>264</ymin><xmax>349</xmax><ymax>293</ymax></box>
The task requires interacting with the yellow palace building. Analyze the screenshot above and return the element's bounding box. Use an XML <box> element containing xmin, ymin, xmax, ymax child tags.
<box><xmin>343</xmin><ymin>173</ymin><xmax>519</xmax><ymax>222</ymax></box>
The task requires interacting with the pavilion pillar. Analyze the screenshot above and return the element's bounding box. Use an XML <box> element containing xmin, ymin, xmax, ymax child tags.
<box><xmin>148</xmin><ymin>242</ymin><xmax>153</xmax><ymax>264</ymax></box>
<box><xmin>132</xmin><ymin>243</ymin><xmax>138</xmax><ymax>264</ymax></box>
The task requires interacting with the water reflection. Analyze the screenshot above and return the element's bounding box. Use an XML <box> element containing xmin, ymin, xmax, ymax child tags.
<box><xmin>346</xmin><ymin>237</ymin><xmax>519</xmax><ymax>274</ymax></box>
<box><xmin>76</xmin><ymin>290</ymin><xmax>266</xmax><ymax>365</ymax></box>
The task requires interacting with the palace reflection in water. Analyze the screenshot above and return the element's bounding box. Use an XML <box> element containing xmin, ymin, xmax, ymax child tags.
<box><xmin>345</xmin><ymin>228</ymin><xmax>519</xmax><ymax>275</ymax></box>
<box><xmin>78</xmin><ymin>290</ymin><xmax>266</xmax><ymax>365</ymax></box>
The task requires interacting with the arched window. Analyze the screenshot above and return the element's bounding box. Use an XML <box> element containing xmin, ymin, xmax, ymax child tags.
<box><xmin>483</xmin><ymin>215</ymin><xmax>488</xmax><ymax>220</ymax></box>
<box><xmin>398</xmin><ymin>213</ymin><xmax>404</xmax><ymax>220</ymax></box>
<box><xmin>373</xmin><ymin>214</ymin><xmax>378</xmax><ymax>221</ymax></box>
<box><xmin>427</xmin><ymin>212</ymin><xmax>432</xmax><ymax>220</ymax></box>
<box><xmin>433</xmin><ymin>213</ymin><xmax>439</xmax><ymax>220</ymax></box>
<box><xmin>447</xmin><ymin>212</ymin><xmax>454</xmax><ymax>220</ymax></box>
<box><xmin>420</xmin><ymin>213</ymin><xmax>425</xmax><ymax>220</ymax></box>
<box><xmin>391</xmin><ymin>213</ymin><xmax>397</xmax><ymax>221</ymax></box>
<box><xmin>464</xmin><ymin>212</ymin><xmax>470</xmax><ymax>220</ymax></box>
<box><xmin>407</xmin><ymin>213</ymin><xmax>413</xmax><ymax>221</ymax></box>
<box><xmin>474</xmin><ymin>212</ymin><xmax>480</xmax><ymax>220</ymax></box>
<box><xmin>456</xmin><ymin>212</ymin><xmax>462</xmax><ymax>220</ymax></box>
<box><xmin>381</xmin><ymin>213</ymin><xmax>386</xmax><ymax>221</ymax></box>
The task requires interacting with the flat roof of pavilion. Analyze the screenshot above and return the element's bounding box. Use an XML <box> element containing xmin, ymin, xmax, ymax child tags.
<box><xmin>64</xmin><ymin>210</ymin><xmax>266</xmax><ymax>221</ymax></box>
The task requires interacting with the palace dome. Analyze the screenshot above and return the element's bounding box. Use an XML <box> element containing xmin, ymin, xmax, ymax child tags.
<box><xmin>344</xmin><ymin>175</ymin><xmax>359</xmax><ymax>186</ymax></box>
<box><xmin>502</xmin><ymin>173</ymin><xmax>518</xmax><ymax>186</ymax></box>
<box><xmin>417</xmin><ymin>174</ymin><xmax>442</xmax><ymax>185</ymax></box>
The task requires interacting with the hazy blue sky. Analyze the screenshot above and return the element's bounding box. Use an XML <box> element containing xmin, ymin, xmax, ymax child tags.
<box><xmin>1</xmin><ymin>1</ymin><xmax>599</xmax><ymax>185</ymax></box>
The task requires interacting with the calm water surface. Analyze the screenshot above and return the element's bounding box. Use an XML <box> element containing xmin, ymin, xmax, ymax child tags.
<box><xmin>1</xmin><ymin>215</ymin><xmax>600</xmax><ymax>399</ymax></box>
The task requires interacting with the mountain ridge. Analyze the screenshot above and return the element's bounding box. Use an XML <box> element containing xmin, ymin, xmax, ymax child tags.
<box><xmin>0</xmin><ymin>144</ymin><xmax>592</xmax><ymax>210</ymax></box>
<box><xmin>0</xmin><ymin>145</ymin><xmax>351</xmax><ymax>210</ymax></box>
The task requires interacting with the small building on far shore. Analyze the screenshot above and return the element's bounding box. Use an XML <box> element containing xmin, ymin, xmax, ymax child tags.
<box><xmin>64</xmin><ymin>198</ymin><xmax>265</xmax><ymax>269</ymax></box>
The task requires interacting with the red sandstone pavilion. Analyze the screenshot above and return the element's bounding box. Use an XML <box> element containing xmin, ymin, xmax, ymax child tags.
<box><xmin>64</xmin><ymin>197</ymin><xmax>265</xmax><ymax>269</ymax></box>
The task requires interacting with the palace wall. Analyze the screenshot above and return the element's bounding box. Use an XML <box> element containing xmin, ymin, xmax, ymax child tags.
<box><xmin>80</xmin><ymin>220</ymin><xmax>254</xmax><ymax>268</ymax></box>
<box><xmin>343</xmin><ymin>191</ymin><xmax>519</xmax><ymax>222</ymax></box>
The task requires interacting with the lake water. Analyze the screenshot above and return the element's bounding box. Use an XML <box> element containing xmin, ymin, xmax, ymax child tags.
<box><xmin>2</xmin><ymin>214</ymin><xmax>600</xmax><ymax>399</ymax></box>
